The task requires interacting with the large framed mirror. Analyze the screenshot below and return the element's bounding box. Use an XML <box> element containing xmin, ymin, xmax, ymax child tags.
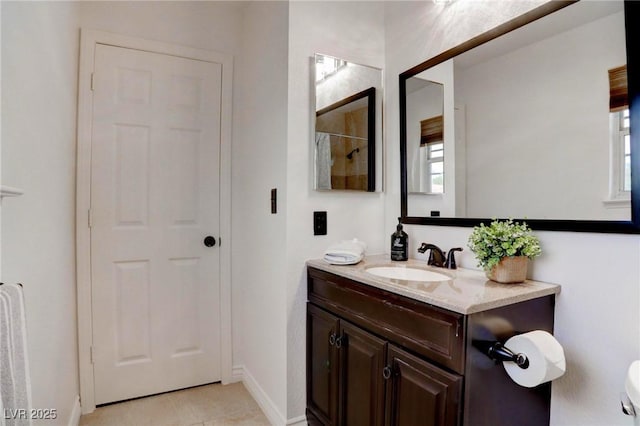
<box><xmin>400</xmin><ymin>0</ymin><xmax>640</xmax><ymax>233</ymax></box>
<box><xmin>314</xmin><ymin>53</ymin><xmax>383</xmax><ymax>192</ymax></box>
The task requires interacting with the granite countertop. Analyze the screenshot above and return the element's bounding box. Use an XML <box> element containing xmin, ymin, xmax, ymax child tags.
<box><xmin>306</xmin><ymin>254</ymin><xmax>560</xmax><ymax>315</ymax></box>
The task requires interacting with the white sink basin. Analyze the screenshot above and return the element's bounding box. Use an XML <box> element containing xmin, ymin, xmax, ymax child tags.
<box><xmin>365</xmin><ymin>266</ymin><xmax>450</xmax><ymax>282</ymax></box>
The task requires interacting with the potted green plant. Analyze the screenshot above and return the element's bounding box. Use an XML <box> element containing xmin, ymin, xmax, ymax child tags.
<box><xmin>467</xmin><ymin>219</ymin><xmax>542</xmax><ymax>283</ymax></box>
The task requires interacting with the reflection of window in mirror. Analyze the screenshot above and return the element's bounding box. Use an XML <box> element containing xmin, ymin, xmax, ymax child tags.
<box><xmin>420</xmin><ymin>115</ymin><xmax>444</xmax><ymax>194</ymax></box>
<box><xmin>607</xmin><ymin>65</ymin><xmax>630</xmax><ymax>204</ymax></box>
<box><xmin>424</xmin><ymin>142</ymin><xmax>444</xmax><ymax>193</ymax></box>
<box><xmin>316</xmin><ymin>56</ymin><xmax>346</xmax><ymax>83</ymax></box>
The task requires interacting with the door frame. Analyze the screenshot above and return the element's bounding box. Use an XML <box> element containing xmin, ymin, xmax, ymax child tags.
<box><xmin>75</xmin><ymin>29</ymin><xmax>234</xmax><ymax>414</ymax></box>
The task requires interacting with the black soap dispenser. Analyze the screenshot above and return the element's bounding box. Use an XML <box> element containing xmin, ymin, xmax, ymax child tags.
<box><xmin>391</xmin><ymin>217</ymin><xmax>408</xmax><ymax>261</ymax></box>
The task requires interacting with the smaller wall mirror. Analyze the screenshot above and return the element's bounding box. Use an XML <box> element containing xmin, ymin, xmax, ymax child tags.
<box><xmin>314</xmin><ymin>53</ymin><xmax>383</xmax><ymax>192</ymax></box>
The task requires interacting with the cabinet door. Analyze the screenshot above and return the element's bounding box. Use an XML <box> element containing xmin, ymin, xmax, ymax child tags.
<box><xmin>339</xmin><ymin>320</ymin><xmax>387</xmax><ymax>426</ymax></box>
<box><xmin>385</xmin><ymin>345</ymin><xmax>462</xmax><ymax>426</ymax></box>
<box><xmin>307</xmin><ymin>304</ymin><xmax>340</xmax><ymax>425</ymax></box>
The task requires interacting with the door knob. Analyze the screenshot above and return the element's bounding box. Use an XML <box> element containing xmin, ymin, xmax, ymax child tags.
<box><xmin>204</xmin><ymin>236</ymin><xmax>216</xmax><ymax>247</ymax></box>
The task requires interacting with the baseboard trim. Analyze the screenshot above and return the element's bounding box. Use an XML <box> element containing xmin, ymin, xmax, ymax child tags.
<box><xmin>241</xmin><ymin>366</ymin><xmax>288</xmax><ymax>425</ymax></box>
<box><xmin>234</xmin><ymin>365</ymin><xmax>307</xmax><ymax>425</ymax></box>
<box><xmin>68</xmin><ymin>395</ymin><xmax>81</xmax><ymax>426</ymax></box>
<box><xmin>286</xmin><ymin>414</ymin><xmax>308</xmax><ymax>425</ymax></box>
<box><xmin>230</xmin><ymin>364</ymin><xmax>244</xmax><ymax>383</ymax></box>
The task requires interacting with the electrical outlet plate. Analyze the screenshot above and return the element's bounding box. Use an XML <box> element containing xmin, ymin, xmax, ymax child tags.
<box><xmin>314</xmin><ymin>211</ymin><xmax>327</xmax><ymax>235</ymax></box>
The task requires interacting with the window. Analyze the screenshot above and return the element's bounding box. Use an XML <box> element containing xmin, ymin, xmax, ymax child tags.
<box><xmin>621</xmin><ymin>109</ymin><xmax>631</xmax><ymax>192</ymax></box>
<box><xmin>607</xmin><ymin>65</ymin><xmax>630</xmax><ymax>205</ymax></box>
<box><xmin>425</xmin><ymin>142</ymin><xmax>444</xmax><ymax>193</ymax></box>
<box><xmin>419</xmin><ymin>115</ymin><xmax>444</xmax><ymax>194</ymax></box>
<box><xmin>608</xmin><ymin>108</ymin><xmax>631</xmax><ymax>202</ymax></box>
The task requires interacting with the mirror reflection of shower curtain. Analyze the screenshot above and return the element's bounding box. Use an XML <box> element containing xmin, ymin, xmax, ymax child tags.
<box><xmin>315</xmin><ymin>132</ymin><xmax>332</xmax><ymax>189</ymax></box>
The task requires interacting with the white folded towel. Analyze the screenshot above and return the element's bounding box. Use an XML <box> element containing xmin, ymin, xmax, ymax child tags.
<box><xmin>1</xmin><ymin>294</ymin><xmax>14</xmax><ymax>426</ymax></box>
<box><xmin>324</xmin><ymin>239</ymin><xmax>367</xmax><ymax>265</ymax></box>
<box><xmin>0</xmin><ymin>283</ymin><xmax>33</xmax><ymax>426</ymax></box>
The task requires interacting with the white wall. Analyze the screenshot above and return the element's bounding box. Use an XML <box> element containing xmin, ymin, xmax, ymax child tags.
<box><xmin>385</xmin><ymin>2</ymin><xmax>640</xmax><ymax>425</ymax></box>
<box><xmin>2</xmin><ymin>2</ymin><xmax>246</xmax><ymax>423</ymax></box>
<box><xmin>1</xmin><ymin>1</ymin><xmax>81</xmax><ymax>424</ymax></box>
<box><xmin>232</xmin><ymin>0</ymin><xmax>289</xmax><ymax>421</ymax></box>
<box><xmin>286</xmin><ymin>1</ymin><xmax>386</xmax><ymax>420</ymax></box>
<box><xmin>3</xmin><ymin>2</ymin><xmax>636</xmax><ymax>425</ymax></box>
<box><xmin>1</xmin><ymin>1</ymin><xmax>381</xmax><ymax>424</ymax></box>
<box><xmin>0</xmin><ymin>0</ymin><xmax>3</xmax><ymax>278</ymax></box>
<box><xmin>457</xmin><ymin>11</ymin><xmax>627</xmax><ymax>220</ymax></box>
<box><xmin>79</xmin><ymin>1</ymin><xmax>244</xmax><ymax>55</ymax></box>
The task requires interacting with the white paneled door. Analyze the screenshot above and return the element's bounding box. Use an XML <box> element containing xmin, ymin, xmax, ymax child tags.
<box><xmin>90</xmin><ymin>44</ymin><xmax>222</xmax><ymax>404</ymax></box>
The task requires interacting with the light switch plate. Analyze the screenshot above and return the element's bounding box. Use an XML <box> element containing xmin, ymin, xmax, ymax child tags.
<box><xmin>271</xmin><ymin>188</ymin><xmax>277</xmax><ymax>214</ymax></box>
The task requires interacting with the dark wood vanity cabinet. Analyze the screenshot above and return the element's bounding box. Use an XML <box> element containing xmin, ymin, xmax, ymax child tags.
<box><xmin>306</xmin><ymin>266</ymin><xmax>556</xmax><ymax>426</ymax></box>
<box><xmin>307</xmin><ymin>303</ymin><xmax>460</xmax><ymax>426</ymax></box>
<box><xmin>307</xmin><ymin>304</ymin><xmax>387</xmax><ymax>426</ymax></box>
<box><xmin>385</xmin><ymin>344</ymin><xmax>462</xmax><ymax>426</ymax></box>
<box><xmin>307</xmin><ymin>304</ymin><xmax>340</xmax><ymax>425</ymax></box>
<box><xmin>307</xmin><ymin>267</ymin><xmax>463</xmax><ymax>426</ymax></box>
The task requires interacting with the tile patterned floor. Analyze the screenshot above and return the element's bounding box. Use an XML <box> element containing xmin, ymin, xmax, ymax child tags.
<box><xmin>79</xmin><ymin>382</ymin><xmax>270</xmax><ymax>426</ymax></box>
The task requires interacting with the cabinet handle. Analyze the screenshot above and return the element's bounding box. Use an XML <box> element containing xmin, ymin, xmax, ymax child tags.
<box><xmin>335</xmin><ymin>336</ymin><xmax>343</xmax><ymax>348</ymax></box>
<box><xmin>382</xmin><ymin>366</ymin><xmax>392</xmax><ymax>380</ymax></box>
<box><xmin>329</xmin><ymin>333</ymin><xmax>336</xmax><ymax>346</ymax></box>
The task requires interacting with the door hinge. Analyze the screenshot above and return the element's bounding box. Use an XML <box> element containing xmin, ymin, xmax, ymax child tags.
<box><xmin>90</xmin><ymin>72</ymin><xmax>95</xmax><ymax>91</ymax></box>
<box><xmin>88</xmin><ymin>209</ymin><xmax>92</xmax><ymax>228</ymax></box>
<box><xmin>90</xmin><ymin>346</ymin><xmax>94</xmax><ymax>364</ymax></box>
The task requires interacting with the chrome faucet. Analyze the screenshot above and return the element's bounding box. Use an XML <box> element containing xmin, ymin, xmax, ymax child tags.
<box><xmin>418</xmin><ymin>243</ymin><xmax>463</xmax><ymax>269</ymax></box>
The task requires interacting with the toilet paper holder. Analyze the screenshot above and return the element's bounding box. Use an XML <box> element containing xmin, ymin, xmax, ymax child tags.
<box><xmin>621</xmin><ymin>393</ymin><xmax>637</xmax><ymax>417</ymax></box>
<box><xmin>474</xmin><ymin>340</ymin><xmax>530</xmax><ymax>369</ymax></box>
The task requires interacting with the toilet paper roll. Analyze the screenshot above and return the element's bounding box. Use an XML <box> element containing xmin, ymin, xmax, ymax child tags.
<box><xmin>503</xmin><ymin>330</ymin><xmax>565</xmax><ymax>388</ymax></box>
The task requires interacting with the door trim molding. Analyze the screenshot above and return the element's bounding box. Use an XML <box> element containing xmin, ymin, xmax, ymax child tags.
<box><xmin>75</xmin><ymin>29</ymin><xmax>234</xmax><ymax>413</ymax></box>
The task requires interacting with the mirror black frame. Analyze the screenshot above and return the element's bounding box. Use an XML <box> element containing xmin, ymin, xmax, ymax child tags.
<box><xmin>316</xmin><ymin>87</ymin><xmax>376</xmax><ymax>192</ymax></box>
<box><xmin>400</xmin><ymin>0</ymin><xmax>640</xmax><ymax>233</ymax></box>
